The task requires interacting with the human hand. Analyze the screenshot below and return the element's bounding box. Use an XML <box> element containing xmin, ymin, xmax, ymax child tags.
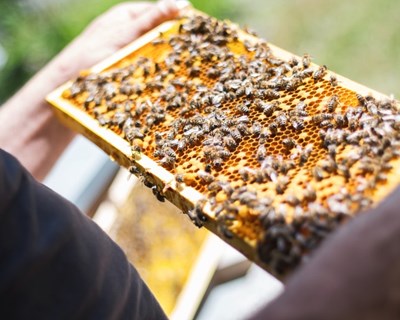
<box><xmin>0</xmin><ymin>0</ymin><xmax>180</xmax><ymax>181</ymax></box>
<box><xmin>50</xmin><ymin>0</ymin><xmax>179</xmax><ymax>85</ymax></box>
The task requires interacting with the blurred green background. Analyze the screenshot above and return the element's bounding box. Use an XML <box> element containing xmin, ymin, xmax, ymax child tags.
<box><xmin>0</xmin><ymin>0</ymin><xmax>399</xmax><ymax>104</ymax></box>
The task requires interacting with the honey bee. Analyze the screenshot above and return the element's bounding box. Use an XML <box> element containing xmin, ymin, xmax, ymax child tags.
<box><xmin>366</xmin><ymin>101</ymin><xmax>378</xmax><ymax>115</ymax></box>
<box><xmin>238</xmin><ymin>190</ymin><xmax>258</xmax><ymax>206</ymax></box>
<box><xmin>208</xmin><ymin>181</ymin><xmax>223</xmax><ymax>192</ymax></box>
<box><xmin>276</xmin><ymin>112</ymin><xmax>288</xmax><ymax>127</ymax></box>
<box><xmin>130</xmin><ymin>143</ymin><xmax>142</xmax><ymax>158</ymax></box>
<box><xmin>186</xmin><ymin>209</ymin><xmax>204</xmax><ymax>228</ymax></box>
<box><xmin>320</xmin><ymin>158</ymin><xmax>337</xmax><ymax>173</ymax></box>
<box><xmin>207</xmin><ymin>67</ymin><xmax>221</xmax><ymax>78</ymax></box>
<box><xmin>223</xmin><ymin>136</ymin><xmax>238</xmax><ymax>150</ymax></box>
<box><xmin>267</xmin><ymin>77</ymin><xmax>288</xmax><ymax>90</ymax></box>
<box><xmin>296</xmin><ymin>67</ymin><xmax>314</xmax><ymax>80</ymax></box>
<box><xmin>145</xmin><ymin>114</ymin><xmax>156</xmax><ymax>127</ymax></box>
<box><xmin>142</xmin><ymin>65</ymin><xmax>151</xmax><ymax>77</ymax></box>
<box><xmin>264</xmin><ymin>89</ymin><xmax>281</xmax><ymax>99</ymax></box>
<box><xmin>279</xmin><ymin>159</ymin><xmax>296</xmax><ymax>174</ymax></box>
<box><xmin>319</xmin><ymin>120</ymin><xmax>333</xmax><ymax>128</ymax></box>
<box><xmin>159</xmin><ymin>155</ymin><xmax>176</xmax><ymax>167</ymax></box>
<box><xmin>218</xmin><ymin>224</ymin><xmax>234</xmax><ymax>239</ymax></box>
<box><xmin>302</xmin><ymin>53</ymin><xmax>312</xmax><ymax>68</ymax></box>
<box><xmin>259</xmin><ymin>101</ymin><xmax>279</xmax><ymax>116</ymax></box>
<box><xmin>327</xmin><ymin>144</ymin><xmax>337</xmax><ymax>159</ymax></box>
<box><xmin>346</xmin><ymin>131</ymin><xmax>365</xmax><ymax>144</ymax></box>
<box><xmin>124</xmin><ymin>127</ymin><xmax>144</xmax><ymax>142</ymax></box>
<box><xmin>329</xmin><ymin>74</ymin><xmax>338</xmax><ymax>87</ymax></box>
<box><xmin>313</xmin><ymin>65</ymin><xmax>327</xmax><ymax>81</ymax></box>
<box><xmin>282</xmin><ymin>137</ymin><xmax>296</xmax><ymax>151</ymax></box>
<box><xmin>275</xmin><ymin>176</ymin><xmax>290</xmax><ymax>194</ymax></box>
<box><xmin>326</xmin><ymin>95</ymin><xmax>339</xmax><ymax>112</ymax></box>
<box><xmin>374</xmin><ymin>172</ymin><xmax>388</xmax><ymax>183</ymax></box>
<box><xmin>358</xmin><ymin>160</ymin><xmax>376</xmax><ymax>174</ymax></box>
<box><xmin>103</xmin><ymin>83</ymin><xmax>117</xmax><ymax>100</ymax></box>
<box><xmin>212</xmin><ymin>94</ymin><xmax>224</xmax><ymax>106</ymax></box>
<box><xmin>291</xmin><ymin>117</ymin><xmax>305</xmax><ymax>131</ymax></box>
<box><xmin>303</xmin><ymin>185</ymin><xmax>317</xmax><ymax>202</ymax></box>
<box><xmin>213</xmin><ymin>157</ymin><xmax>223</xmax><ymax>169</ymax></box>
<box><xmin>257</xmin><ymin>144</ymin><xmax>267</xmax><ymax>161</ymax></box>
<box><xmin>175</xmin><ymin>173</ymin><xmax>185</xmax><ymax>183</ymax></box>
<box><xmin>252</xmin><ymin>121</ymin><xmax>262</xmax><ymax>136</ymax></box>
<box><xmin>188</xmin><ymin>66</ymin><xmax>201</xmax><ymax>77</ymax></box>
<box><xmin>312</xmin><ymin>113</ymin><xmax>333</xmax><ymax>124</ymax></box>
<box><xmin>197</xmin><ymin>170</ymin><xmax>215</xmax><ymax>184</ymax></box>
<box><xmin>299</xmin><ymin>144</ymin><xmax>313</xmax><ymax>165</ymax></box>
<box><xmin>268</xmin><ymin>122</ymin><xmax>279</xmax><ymax>135</ymax></box>
<box><xmin>219</xmin><ymin>149</ymin><xmax>231</xmax><ymax>159</ymax></box>
<box><xmin>236</xmin><ymin>123</ymin><xmax>250</xmax><ymax>135</ymax></box>
<box><xmin>135</xmin><ymin>101</ymin><xmax>148</xmax><ymax>116</ymax></box>
<box><xmin>338</xmin><ymin>164</ymin><xmax>351</xmax><ymax>181</ymax></box>
<box><xmin>260</xmin><ymin>127</ymin><xmax>272</xmax><ymax>141</ymax></box>
<box><xmin>286</xmin><ymin>194</ymin><xmax>300</xmax><ymax>207</ymax></box>
<box><xmin>127</xmin><ymin>165</ymin><xmax>141</xmax><ymax>181</ymax></box>
<box><xmin>204</xmin><ymin>163</ymin><xmax>212</xmax><ymax>173</ymax></box>
<box><xmin>237</xmin><ymin>115</ymin><xmax>250</xmax><ymax>124</ymax></box>
<box><xmin>289</xmin><ymin>56</ymin><xmax>300</xmax><ymax>67</ymax></box>
<box><xmin>312</xmin><ymin>166</ymin><xmax>324</xmax><ymax>181</ymax></box>
<box><xmin>243</xmin><ymin>82</ymin><xmax>255</xmax><ymax>97</ymax></box>
<box><xmin>356</xmin><ymin>93</ymin><xmax>366</xmax><ymax>106</ymax></box>
<box><xmin>334</xmin><ymin>114</ymin><xmax>347</xmax><ymax>127</ymax></box>
<box><xmin>237</xmin><ymin>103</ymin><xmax>250</xmax><ymax>113</ymax></box>
<box><xmin>151</xmin><ymin>185</ymin><xmax>166</xmax><ymax>202</ymax></box>
<box><xmin>153</xmin><ymin>149</ymin><xmax>164</xmax><ymax>158</ymax></box>
<box><xmin>162</xmin><ymin>147</ymin><xmax>177</xmax><ymax>159</ymax></box>
<box><xmin>239</xmin><ymin>167</ymin><xmax>256</xmax><ymax>182</ymax></box>
<box><xmin>285</xmin><ymin>77</ymin><xmax>303</xmax><ymax>91</ymax></box>
<box><xmin>231</xmin><ymin>129</ymin><xmax>242</xmax><ymax>141</ymax></box>
<box><xmin>112</xmin><ymin>112</ymin><xmax>128</xmax><ymax>127</ymax></box>
<box><xmin>295</xmin><ymin>100</ymin><xmax>307</xmax><ymax>112</ymax></box>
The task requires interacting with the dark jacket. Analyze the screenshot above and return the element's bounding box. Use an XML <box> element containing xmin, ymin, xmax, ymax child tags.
<box><xmin>0</xmin><ymin>149</ymin><xmax>167</xmax><ymax>319</ymax></box>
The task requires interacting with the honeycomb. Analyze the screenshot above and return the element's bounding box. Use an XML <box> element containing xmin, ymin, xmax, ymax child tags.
<box><xmin>53</xmin><ymin>11</ymin><xmax>400</xmax><ymax>276</ymax></box>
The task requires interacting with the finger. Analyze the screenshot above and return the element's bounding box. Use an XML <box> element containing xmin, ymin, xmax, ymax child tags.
<box><xmin>83</xmin><ymin>2</ymin><xmax>155</xmax><ymax>35</ymax></box>
<box><xmin>112</xmin><ymin>2</ymin><xmax>156</xmax><ymax>19</ymax></box>
<box><xmin>130</xmin><ymin>0</ymin><xmax>179</xmax><ymax>37</ymax></box>
<box><xmin>124</xmin><ymin>2</ymin><xmax>157</xmax><ymax>19</ymax></box>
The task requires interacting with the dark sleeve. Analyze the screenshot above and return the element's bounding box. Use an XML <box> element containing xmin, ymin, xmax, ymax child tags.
<box><xmin>0</xmin><ymin>149</ymin><xmax>167</xmax><ymax>320</ymax></box>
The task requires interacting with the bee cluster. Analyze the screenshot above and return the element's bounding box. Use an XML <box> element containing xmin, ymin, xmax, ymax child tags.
<box><xmin>65</xmin><ymin>14</ymin><xmax>400</xmax><ymax>275</ymax></box>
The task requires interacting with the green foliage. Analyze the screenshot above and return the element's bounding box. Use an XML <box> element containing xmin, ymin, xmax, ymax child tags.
<box><xmin>0</xmin><ymin>0</ymin><xmax>234</xmax><ymax>103</ymax></box>
<box><xmin>0</xmin><ymin>0</ymin><xmax>124</xmax><ymax>102</ymax></box>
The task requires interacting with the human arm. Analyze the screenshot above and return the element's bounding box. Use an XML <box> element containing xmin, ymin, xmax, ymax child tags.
<box><xmin>0</xmin><ymin>148</ymin><xmax>167</xmax><ymax>319</ymax></box>
<box><xmin>249</xmin><ymin>186</ymin><xmax>400</xmax><ymax>319</ymax></box>
<box><xmin>0</xmin><ymin>0</ymin><xmax>179</xmax><ymax>181</ymax></box>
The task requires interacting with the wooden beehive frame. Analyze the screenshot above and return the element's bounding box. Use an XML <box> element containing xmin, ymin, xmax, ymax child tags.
<box><xmin>47</xmin><ymin>6</ymin><xmax>400</xmax><ymax>278</ymax></box>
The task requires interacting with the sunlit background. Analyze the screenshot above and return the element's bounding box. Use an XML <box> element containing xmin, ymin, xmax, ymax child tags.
<box><xmin>1</xmin><ymin>0</ymin><xmax>399</xmax><ymax>318</ymax></box>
